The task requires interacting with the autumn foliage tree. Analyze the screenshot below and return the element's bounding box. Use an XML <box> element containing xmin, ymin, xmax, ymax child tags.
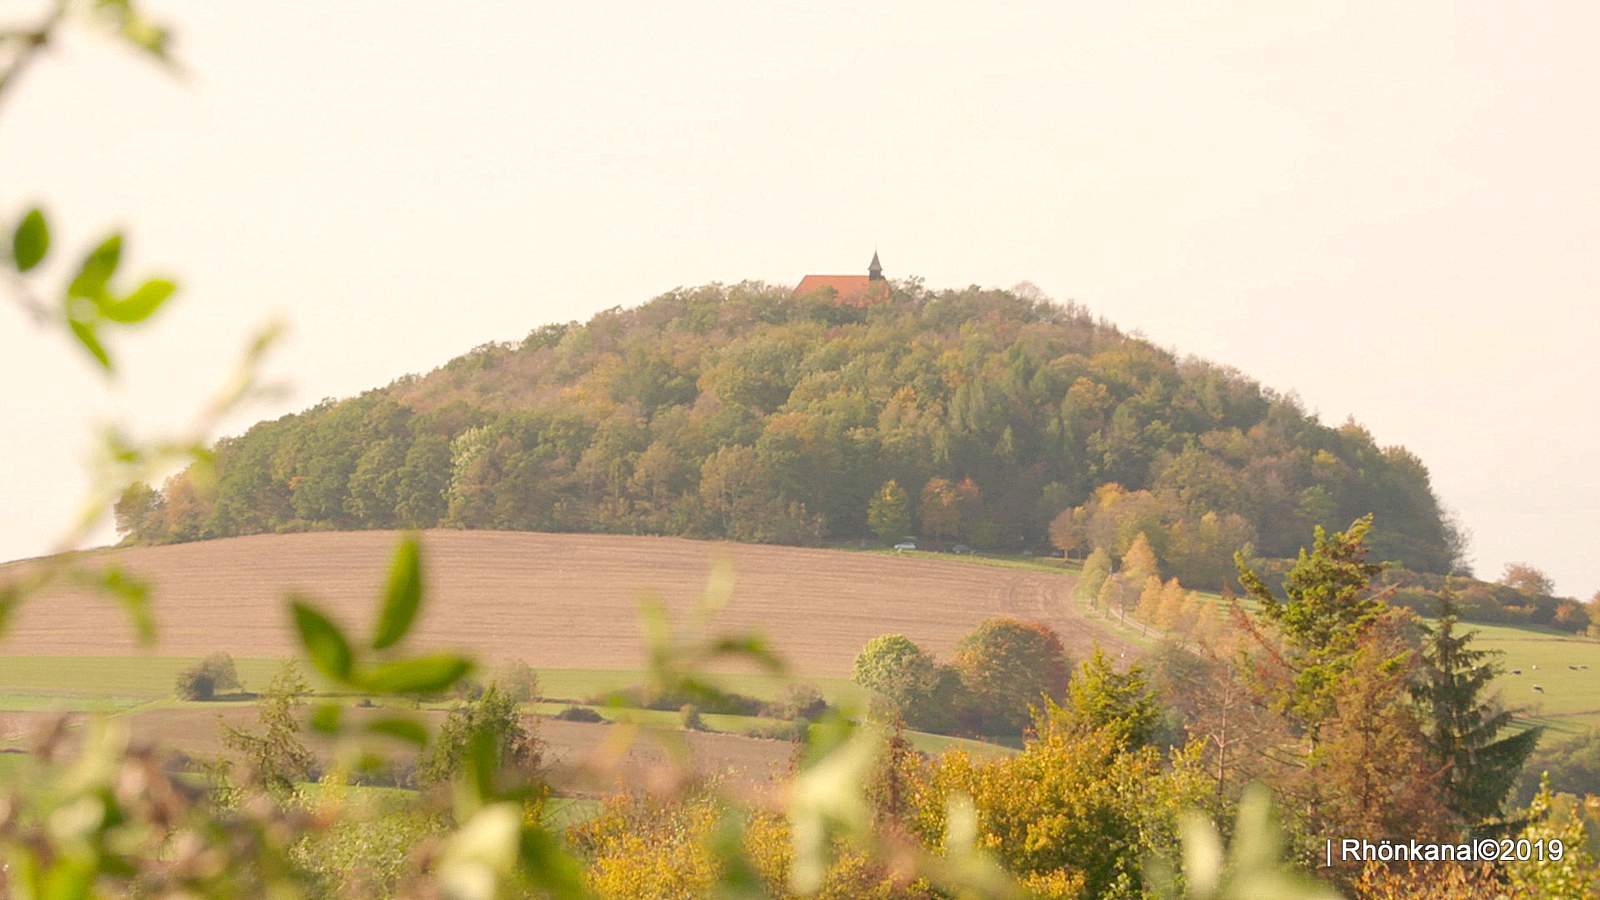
<box><xmin>909</xmin><ymin>712</ymin><xmax>1209</xmax><ymax>898</ymax></box>
<box><xmin>952</xmin><ymin>618</ymin><xmax>1071</xmax><ymax>735</ymax></box>
<box><xmin>918</xmin><ymin>477</ymin><xmax>961</xmax><ymax>539</ymax></box>
<box><xmin>866</xmin><ymin>479</ymin><xmax>911</xmax><ymax>543</ymax></box>
<box><xmin>1499</xmin><ymin>561</ymin><xmax>1556</xmax><ymax>596</ymax></box>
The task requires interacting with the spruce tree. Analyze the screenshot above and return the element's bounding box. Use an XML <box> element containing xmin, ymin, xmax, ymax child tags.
<box><xmin>1412</xmin><ymin>593</ymin><xmax>1541</xmax><ymax>829</ymax></box>
<box><xmin>1061</xmin><ymin>645</ymin><xmax>1160</xmax><ymax>749</ymax></box>
<box><xmin>1235</xmin><ymin>515</ymin><xmax>1389</xmax><ymax>731</ymax></box>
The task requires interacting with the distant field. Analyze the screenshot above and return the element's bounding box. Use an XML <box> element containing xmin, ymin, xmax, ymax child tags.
<box><xmin>1468</xmin><ymin>623</ymin><xmax>1600</xmax><ymax>735</ymax></box>
<box><xmin>0</xmin><ymin>653</ymin><xmax>1008</xmax><ymax>794</ymax></box>
<box><xmin>0</xmin><ymin>530</ymin><xmax>1126</xmax><ymax>676</ymax></box>
<box><xmin>1174</xmin><ymin>591</ymin><xmax>1600</xmax><ymax>734</ymax></box>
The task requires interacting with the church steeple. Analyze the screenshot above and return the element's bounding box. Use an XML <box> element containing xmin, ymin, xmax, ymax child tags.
<box><xmin>868</xmin><ymin>250</ymin><xmax>884</xmax><ymax>281</ymax></box>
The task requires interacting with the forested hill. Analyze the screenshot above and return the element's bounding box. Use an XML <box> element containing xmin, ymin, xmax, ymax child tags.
<box><xmin>116</xmin><ymin>282</ymin><xmax>1464</xmax><ymax>581</ymax></box>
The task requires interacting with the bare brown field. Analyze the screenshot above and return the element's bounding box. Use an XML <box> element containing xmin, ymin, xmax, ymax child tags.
<box><xmin>2</xmin><ymin>531</ymin><xmax>1125</xmax><ymax>676</ymax></box>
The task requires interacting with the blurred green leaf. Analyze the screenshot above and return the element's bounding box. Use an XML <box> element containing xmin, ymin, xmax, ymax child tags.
<box><xmin>359</xmin><ymin>654</ymin><xmax>471</xmax><ymax>694</ymax></box>
<box><xmin>705</xmin><ymin>634</ymin><xmax>784</xmax><ymax>672</ymax></box>
<box><xmin>310</xmin><ymin>702</ymin><xmax>343</xmax><ymax>734</ymax></box>
<box><xmin>787</xmin><ymin>721</ymin><xmax>877</xmax><ymax>894</ymax></box>
<box><xmin>436</xmin><ymin>802</ymin><xmax>522</xmax><ymax>900</ymax></box>
<box><xmin>41</xmin><ymin>855</ymin><xmax>95</xmax><ymax>900</ymax></box>
<box><xmin>366</xmin><ymin>716</ymin><xmax>429</xmax><ymax>747</ymax></box>
<box><xmin>465</xmin><ymin>728</ymin><xmax>500</xmax><ymax>803</ymax></box>
<box><xmin>1178</xmin><ymin>810</ymin><xmax>1224</xmax><ymax>896</ymax></box>
<box><xmin>99</xmin><ymin>278</ymin><xmax>174</xmax><ymax>323</ymax></box>
<box><xmin>516</xmin><ymin>826</ymin><xmax>591</xmax><ymax>898</ymax></box>
<box><xmin>291</xmin><ymin>599</ymin><xmax>354</xmax><ymax>682</ymax></box>
<box><xmin>13</xmin><ymin>208</ymin><xmax>48</xmax><ymax>272</ymax></box>
<box><xmin>67</xmin><ymin>233</ymin><xmax>122</xmax><ymax>300</ymax></box>
<box><xmin>372</xmin><ymin>535</ymin><xmax>421</xmax><ymax>649</ymax></box>
<box><xmin>119</xmin><ymin>18</ymin><xmax>172</xmax><ymax>60</ymax></box>
<box><xmin>68</xmin><ymin>319</ymin><xmax>112</xmax><ymax>370</ymax></box>
<box><xmin>709</xmin><ymin>811</ymin><xmax>766</xmax><ymax>898</ymax></box>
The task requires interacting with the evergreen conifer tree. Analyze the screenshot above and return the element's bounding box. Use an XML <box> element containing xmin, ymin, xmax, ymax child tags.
<box><xmin>1412</xmin><ymin>593</ymin><xmax>1542</xmax><ymax>829</ymax></box>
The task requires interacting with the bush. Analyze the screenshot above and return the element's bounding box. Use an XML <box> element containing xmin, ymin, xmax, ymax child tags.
<box><xmin>419</xmin><ymin>686</ymin><xmax>543</xmax><ymax>787</ymax></box>
<box><xmin>553</xmin><ymin>706</ymin><xmax>605</xmax><ymax>723</ymax></box>
<box><xmin>175</xmin><ymin>652</ymin><xmax>242</xmax><ymax>700</ymax></box>
<box><xmin>451</xmin><ymin>677</ymin><xmax>486</xmax><ymax>701</ymax></box>
<box><xmin>749</xmin><ymin>720</ymin><xmax>810</xmax><ymax>742</ymax></box>
<box><xmin>765</xmin><ymin>684</ymin><xmax>827</xmax><ymax>721</ymax></box>
<box><xmin>679</xmin><ymin>704</ymin><xmax>708</xmax><ymax>732</ymax></box>
<box><xmin>500</xmin><ymin>661</ymin><xmax>540</xmax><ymax>703</ymax></box>
<box><xmin>591</xmin><ymin>687</ymin><xmax>763</xmax><ymax>717</ymax></box>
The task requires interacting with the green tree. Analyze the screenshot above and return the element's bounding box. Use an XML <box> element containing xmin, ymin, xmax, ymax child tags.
<box><xmin>1505</xmin><ymin>775</ymin><xmax>1600</xmax><ymax>898</ymax></box>
<box><xmin>113</xmin><ymin>481</ymin><xmax>163</xmax><ymax>540</ymax></box>
<box><xmin>1075</xmin><ymin>546</ymin><xmax>1112</xmax><ymax>607</ymax></box>
<box><xmin>419</xmin><ymin>684</ymin><xmax>544</xmax><ymax>788</ymax></box>
<box><xmin>952</xmin><ymin>618</ymin><xmax>1071</xmax><ymax>735</ymax></box>
<box><xmin>220</xmin><ymin>661</ymin><xmax>314</xmax><ymax>799</ymax></box>
<box><xmin>499</xmin><ymin>660</ymin><xmax>540</xmax><ymax>703</ymax></box>
<box><xmin>1061</xmin><ymin>646</ymin><xmax>1160</xmax><ymax>750</ymax></box>
<box><xmin>867</xmin><ymin>479</ymin><xmax>911</xmax><ymax>543</ymax></box>
<box><xmin>345</xmin><ymin>435</ymin><xmax>406</xmax><ymax>526</ymax></box>
<box><xmin>176</xmin><ymin>652</ymin><xmax>242</xmax><ymax>700</ymax></box>
<box><xmin>851</xmin><ymin>633</ymin><xmax>956</xmax><ymax>731</ymax></box>
<box><xmin>1412</xmin><ymin>593</ymin><xmax>1542</xmax><ymax>828</ymax></box>
<box><xmin>394</xmin><ymin>431</ymin><xmax>452</xmax><ymax>526</ymax></box>
<box><xmin>1236</xmin><ymin>515</ymin><xmax>1386</xmax><ymax>729</ymax></box>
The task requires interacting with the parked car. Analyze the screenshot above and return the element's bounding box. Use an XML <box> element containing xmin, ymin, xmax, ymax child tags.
<box><xmin>951</xmin><ymin>544</ymin><xmax>972</xmax><ymax>555</ymax></box>
<box><xmin>893</xmin><ymin>541</ymin><xmax>917</xmax><ymax>552</ymax></box>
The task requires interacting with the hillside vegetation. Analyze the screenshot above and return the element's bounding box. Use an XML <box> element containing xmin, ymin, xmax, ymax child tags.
<box><xmin>117</xmin><ymin>282</ymin><xmax>1465</xmax><ymax>582</ymax></box>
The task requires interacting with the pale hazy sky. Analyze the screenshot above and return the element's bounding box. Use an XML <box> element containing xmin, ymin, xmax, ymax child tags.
<box><xmin>2</xmin><ymin>3</ymin><xmax>1596</xmax><ymax>596</ymax></box>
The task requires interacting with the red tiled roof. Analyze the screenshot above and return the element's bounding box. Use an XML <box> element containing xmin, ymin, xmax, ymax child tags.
<box><xmin>794</xmin><ymin>274</ymin><xmax>890</xmax><ymax>307</ymax></box>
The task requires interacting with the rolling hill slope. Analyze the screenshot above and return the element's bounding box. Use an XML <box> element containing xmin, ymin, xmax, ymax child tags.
<box><xmin>113</xmin><ymin>283</ymin><xmax>1466</xmax><ymax>581</ymax></box>
<box><xmin>3</xmin><ymin>530</ymin><xmax>1125</xmax><ymax>675</ymax></box>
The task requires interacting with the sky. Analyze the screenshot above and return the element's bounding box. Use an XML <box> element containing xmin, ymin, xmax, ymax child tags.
<box><xmin>1</xmin><ymin>2</ymin><xmax>1596</xmax><ymax>597</ymax></box>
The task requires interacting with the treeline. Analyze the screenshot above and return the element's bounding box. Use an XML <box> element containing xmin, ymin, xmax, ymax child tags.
<box><xmin>116</xmin><ymin>282</ymin><xmax>1464</xmax><ymax>574</ymax></box>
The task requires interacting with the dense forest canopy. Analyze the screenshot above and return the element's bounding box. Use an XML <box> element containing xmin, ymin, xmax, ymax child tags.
<box><xmin>118</xmin><ymin>282</ymin><xmax>1465</xmax><ymax>578</ymax></box>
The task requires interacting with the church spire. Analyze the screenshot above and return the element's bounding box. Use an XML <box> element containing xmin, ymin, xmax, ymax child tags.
<box><xmin>868</xmin><ymin>250</ymin><xmax>883</xmax><ymax>281</ymax></box>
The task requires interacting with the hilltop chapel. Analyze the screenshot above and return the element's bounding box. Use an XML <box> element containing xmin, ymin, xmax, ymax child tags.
<box><xmin>793</xmin><ymin>252</ymin><xmax>891</xmax><ymax>307</ymax></box>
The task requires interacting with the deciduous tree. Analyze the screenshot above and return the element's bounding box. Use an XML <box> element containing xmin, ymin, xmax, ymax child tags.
<box><xmin>951</xmin><ymin>618</ymin><xmax>1071</xmax><ymax>735</ymax></box>
<box><xmin>1499</xmin><ymin>562</ymin><xmax>1555</xmax><ymax>597</ymax></box>
<box><xmin>867</xmin><ymin>479</ymin><xmax>911</xmax><ymax>543</ymax></box>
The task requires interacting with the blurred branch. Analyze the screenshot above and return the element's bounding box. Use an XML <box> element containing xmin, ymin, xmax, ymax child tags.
<box><xmin>0</xmin><ymin>0</ymin><xmax>68</xmax><ymax>116</ymax></box>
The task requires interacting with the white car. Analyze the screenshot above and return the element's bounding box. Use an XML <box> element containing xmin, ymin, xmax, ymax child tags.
<box><xmin>893</xmin><ymin>541</ymin><xmax>917</xmax><ymax>552</ymax></box>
